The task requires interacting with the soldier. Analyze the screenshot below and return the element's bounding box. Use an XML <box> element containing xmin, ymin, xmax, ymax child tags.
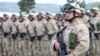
<box><xmin>0</xmin><ymin>17</ymin><xmax>3</xmax><ymax>35</ymax></box>
<box><xmin>10</xmin><ymin>14</ymin><xmax>18</xmax><ymax>39</ymax></box>
<box><xmin>0</xmin><ymin>17</ymin><xmax>3</xmax><ymax>31</ymax></box>
<box><xmin>74</xmin><ymin>8</ymin><xmax>94</xmax><ymax>56</ymax></box>
<box><xmin>54</xmin><ymin>15</ymin><xmax>58</xmax><ymax>21</ymax></box>
<box><xmin>2</xmin><ymin>14</ymin><xmax>12</xmax><ymax>56</ymax></box>
<box><xmin>0</xmin><ymin>17</ymin><xmax>4</xmax><ymax>56</ymax></box>
<box><xmin>2</xmin><ymin>14</ymin><xmax>11</xmax><ymax>37</ymax></box>
<box><xmin>17</xmin><ymin>15</ymin><xmax>28</xmax><ymax>56</ymax></box>
<box><xmin>90</xmin><ymin>7</ymin><xmax>100</xmax><ymax>40</ymax></box>
<box><xmin>52</xmin><ymin>3</ymin><xmax>90</xmax><ymax>56</ymax></box>
<box><xmin>89</xmin><ymin>8</ymin><xmax>100</xmax><ymax>54</ymax></box>
<box><xmin>45</xmin><ymin>14</ymin><xmax>59</xmax><ymax>56</ymax></box>
<box><xmin>10</xmin><ymin>14</ymin><xmax>18</xmax><ymax>56</ymax></box>
<box><xmin>79</xmin><ymin>8</ymin><xmax>90</xmax><ymax>25</ymax></box>
<box><xmin>35</xmin><ymin>13</ymin><xmax>46</xmax><ymax>56</ymax></box>
<box><xmin>56</xmin><ymin>13</ymin><xmax>64</xmax><ymax>30</ymax></box>
<box><xmin>40</xmin><ymin>12</ymin><xmax>47</xmax><ymax>24</ymax></box>
<box><xmin>27</xmin><ymin>15</ymin><xmax>37</xmax><ymax>56</ymax></box>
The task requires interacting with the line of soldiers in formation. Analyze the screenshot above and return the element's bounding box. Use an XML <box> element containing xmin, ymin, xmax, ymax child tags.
<box><xmin>0</xmin><ymin>3</ymin><xmax>100</xmax><ymax>56</ymax></box>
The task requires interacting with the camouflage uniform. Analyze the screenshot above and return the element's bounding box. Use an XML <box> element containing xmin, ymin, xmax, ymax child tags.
<box><xmin>34</xmin><ymin>18</ymin><xmax>46</xmax><ymax>56</ymax></box>
<box><xmin>52</xmin><ymin>18</ymin><xmax>90</xmax><ymax>56</ymax></box>
<box><xmin>0</xmin><ymin>17</ymin><xmax>4</xmax><ymax>56</ymax></box>
<box><xmin>90</xmin><ymin>14</ymin><xmax>100</xmax><ymax>39</ymax></box>
<box><xmin>2</xmin><ymin>18</ymin><xmax>12</xmax><ymax>56</ymax></box>
<box><xmin>45</xmin><ymin>18</ymin><xmax>59</xmax><ymax>56</ymax></box>
<box><xmin>81</xmin><ymin>15</ymin><xmax>89</xmax><ymax>24</ymax></box>
<box><xmin>27</xmin><ymin>19</ymin><xmax>37</xmax><ymax>56</ymax></box>
<box><xmin>10</xmin><ymin>20</ymin><xmax>19</xmax><ymax>56</ymax></box>
<box><xmin>16</xmin><ymin>19</ymin><xmax>28</xmax><ymax>56</ymax></box>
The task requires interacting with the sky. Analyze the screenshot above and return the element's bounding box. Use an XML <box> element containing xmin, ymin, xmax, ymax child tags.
<box><xmin>0</xmin><ymin>0</ymin><xmax>100</xmax><ymax>5</ymax></box>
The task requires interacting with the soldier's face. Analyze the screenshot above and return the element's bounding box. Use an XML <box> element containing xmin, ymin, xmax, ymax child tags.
<box><xmin>28</xmin><ymin>17</ymin><xmax>33</xmax><ymax>21</ymax></box>
<box><xmin>3</xmin><ymin>17</ymin><xmax>9</xmax><ymax>21</ymax></box>
<box><xmin>58</xmin><ymin>16</ymin><xmax>63</xmax><ymax>21</ymax></box>
<box><xmin>11</xmin><ymin>17</ymin><xmax>17</xmax><ymax>22</ymax></box>
<box><xmin>37</xmin><ymin>15</ymin><xmax>42</xmax><ymax>20</ymax></box>
<box><xmin>12</xmin><ymin>18</ymin><xmax>17</xmax><ymax>22</ymax></box>
<box><xmin>19</xmin><ymin>18</ymin><xmax>24</xmax><ymax>22</ymax></box>
<box><xmin>79</xmin><ymin>13</ymin><xmax>83</xmax><ymax>18</ymax></box>
<box><xmin>54</xmin><ymin>16</ymin><xmax>58</xmax><ymax>20</ymax></box>
<box><xmin>64</xmin><ymin>11</ymin><xmax>74</xmax><ymax>21</ymax></box>
<box><xmin>45</xmin><ymin>16</ymin><xmax>51</xmax><ymax>20</ymax></box>
<box><xmin>91</xmin><ymin>12</ymin><xmax>96</xmax><ymax>18</ymax></box>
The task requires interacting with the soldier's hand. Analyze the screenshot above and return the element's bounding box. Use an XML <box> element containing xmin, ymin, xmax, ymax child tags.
<box><xmin>67</xmin><ymin>49</ymin><xmax>71</xmax><ymax>54</ymax></box>
<box><xmin>86</xmin><ymin>24</ymin><xmax>91</xmax><ymax>28</ymax></box>
<box><xmin>54</xmin><ymin>41</ymin><xmax>61</xmax><ymax>52</ymax></box>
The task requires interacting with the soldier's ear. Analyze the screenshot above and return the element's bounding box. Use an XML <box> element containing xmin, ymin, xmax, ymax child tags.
<box><xmin>74</xmin><ymin>13</ymin><xmax>78</xmax><ymax>17</ymax></box>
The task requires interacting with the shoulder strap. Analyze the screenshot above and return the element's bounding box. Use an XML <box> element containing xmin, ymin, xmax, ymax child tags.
<box><xmin>59</xmin><ymin>26</ymin><xmax>67</xmax><ymax>33</ymax></box>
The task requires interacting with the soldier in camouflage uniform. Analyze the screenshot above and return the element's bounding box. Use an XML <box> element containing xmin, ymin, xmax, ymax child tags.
<box><xmin>52</xmin><ymin>3</ymin><xmax>90</xmax><ymax>56</ymax></box>
<box><xmin>10</xmin><ymin>14</ymin><xmax>19</xmax><ymax>56</ymax></box>
<box><xmin>90</xmin><ymin>7</ymin><xmax>100</xmax><ymax>40</ymax></box>
<box><xmin>2</xmin><ymin>14</ymin><xmax>12</xmax><ymax>56</ymax></box>
<box><xmin>34</xmin><ymin>13</ymin><xmax>47</xmax><ymax>56</ymax></box>
<box><xmin>56</xmin><ymin>13</ymin><xmax>64</xmax><ymax>30</ymax></box>
<box><xmin>0</xmin><ymin>17</ymin><xmax>4</xmax><ymax>56</ymax></box>
<box><xmin>27</xmin><ymin>15</ymin><xmax>37</xmax><ymax>56</ymax></box>
<box><xmin>17</xmin><ymin>15</ymin><xmax>28</xmax><ymax>56</ymax></box>
<box><xmin>78</xmin><ymin>8</ymin><xmax>90</xmax><ymax>25</ymax></box>
<box><xmin>45</xmin><ymin>14</ymin><xmax>59</xmax><ymax>56</ymax></box>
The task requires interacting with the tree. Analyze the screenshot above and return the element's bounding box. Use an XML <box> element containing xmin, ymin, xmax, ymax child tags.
<box><xmin>77</xmin><ymin>2</ymin><xmax>85</xmax><ymax>9</ymax></box>
<box><xmin>18</xmin><ymin>0</ymin><xmax>35</xmax><ymax>14</ymax></box>
<box><xmin>67</xmin><ymin>0</ymin><xmax>86</xmax><ymax>9</ymax></box>
<box><xmin>67</xmin><ymin>0</ymin><xmax>77</xmax><ymax>3</ymax></box>
<box><xmin>77</xmin><ymin>0</ymin><xmax>86</xmax><ymax>9</ymax></box>
<box><xmin>98</xmin><ymin>3</ymin><xmax>100</xmax><ymax>10</ymax></box>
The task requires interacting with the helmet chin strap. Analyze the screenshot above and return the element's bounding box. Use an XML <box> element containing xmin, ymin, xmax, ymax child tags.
<box><xmin>68</xmin><ymin>18</ymin><xmax>74</xmax><ymax>22</ymax></box>
<box><xmin>65</xmin><ymin>17</ymin><xmax>75</xmax><ymax>23</ymax></box>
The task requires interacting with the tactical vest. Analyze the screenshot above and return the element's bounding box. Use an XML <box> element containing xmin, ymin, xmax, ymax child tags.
<box><xmin>96</xmin><ymin>22</ymin><xmax>100</xmax><ymax>31</ymax></box>
<box><xmin>69</xmin><ymin>32</ymin><xmax>78</xmax><ymax>49</ymax></box>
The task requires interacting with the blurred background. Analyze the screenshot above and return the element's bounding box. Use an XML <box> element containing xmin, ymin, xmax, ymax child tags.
<box><xmin>0</xmin><ymin>0</ymin><xmax>100</xmax><ymax>16</ymax></box>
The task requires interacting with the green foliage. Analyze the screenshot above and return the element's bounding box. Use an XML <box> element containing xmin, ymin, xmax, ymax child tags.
<box><xmin>99</xmin><ymin>4</ymin><xmax>100</xmax><ymax>9</ymax></box>
<box><xmin>77</xmin><ymin>1</ymin><xmax>86</xmax><ymax>8</ymax></box>
<box><xmin>18</xmin><ymin>0</ymin><xmax>35</xmax><ymax>14</ymax></box>
<box><xmin>86</xmin><ymin>2</ymin><xmax>100</xmax><ymax>10</ymax></box>
<box><xmin>67</xmin><ymin>0</ymin><xmax>76</xmax><ymax>3</ymax></box>
<box><xmin>67</xmin><ymin>0</ymin><xmax>86</xmax><ymax>9</ymax></box>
